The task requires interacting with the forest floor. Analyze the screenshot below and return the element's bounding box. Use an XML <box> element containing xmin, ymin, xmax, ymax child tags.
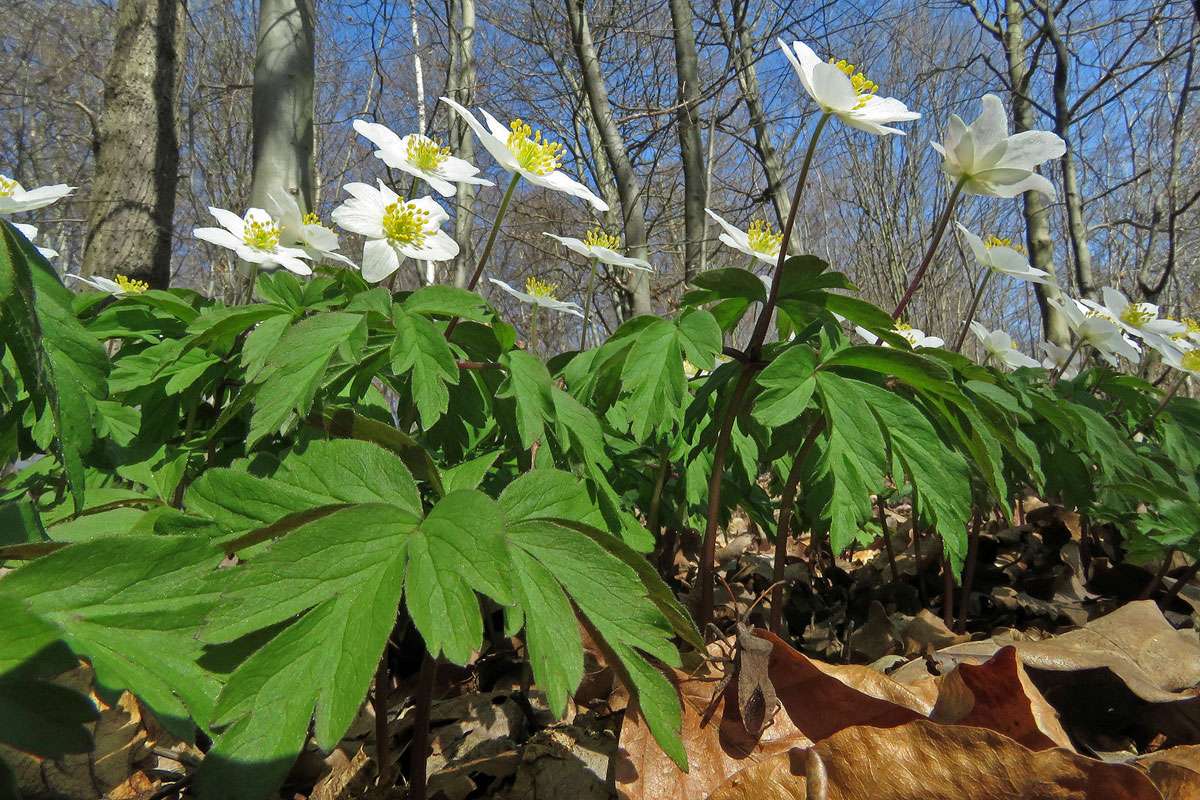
<box><xmin>12</xmin><ymin>498</ymin><xmax>1200</xmax><ymax>799</ymax></box>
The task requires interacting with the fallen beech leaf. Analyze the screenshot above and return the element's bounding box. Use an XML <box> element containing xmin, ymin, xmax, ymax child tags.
<box><xmin>1138</xmin><ymin>747</ymin><xmax>1200</xmax><ymax>800</ymax></box>
<box><xmin>706</xmin><ymin>720</ymin><xmax>1164</xmax><ymax>800</ymax></box>
<box><xmin>931</xmin><ymin>646</ymin><xmax>1073</xmax><ymax>751</ymax></box>
<box><xmin>900</xmin><ymin>610</ymin><xmax>968</xmax><ymax>656</ymax></box>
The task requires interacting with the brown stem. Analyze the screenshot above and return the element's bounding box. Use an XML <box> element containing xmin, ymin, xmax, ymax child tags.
<box><xmin>1139</xmin><ymin>547</ymin><xmax>1176</xmax><ymax>600</ymax></box>
<box><xmin>1048</xmin><ymin>337</ymin><xmax>1084</xmax><ymax>386</ymax></box>
<box><xmin>955</xmin><ymin>510</ymin><xmax>982</xmax><ymax>633</ymax></box>
<box><xmin>373</xmin><ymin>654</ymin><xmax>391</xmax><ymax>787</ymax></box>
<box><xmin>1161</xmin><ymin>558</ymin><xmax>1200</xmax><ymax>604</ymax></box>
<box><xmin>769</xmin><ymin>420</ymin><xmax>826</xmax><ymax>633</ymax></box>
<box><xmin>911</xmin><ymin>500</ymin><xmax>928</xmax><ymax>607</ymax></box>
<box><xmin>892</xmin><ymin>178</ymin><xmax>967</xmax><ymax>320</ymax></box>
<box><xmin>697</xmin><ymin>369</ymin><xmax>754</xmax><ymax>626</ymax></box>
<box><xmin>408</xmin><ymin>652</ymin><xmax>437</xmax><ymax>800</ymax></box>
<box><xmin>646</xmin><ymin>455</ymin><xmax>670</xmax><ymax>541</ymax></box>
<box><xmin>951</xmin><ymin>268</ymin><xmax>993</xmax><ymax>352</ymax></box>
<box><xmin>1132</xmin><ymin>372</ymin><xmax>1188</xmax><ymax>438</ymax></box>
<box><xmin>877</xmin><ymin>494</ymin><xmax>899</xmax><ymax>584</ymax></box>
<box><xmin>942</xmin><ymin>558</ymin><xmax>955</xmax><ymax>628</ymax></box>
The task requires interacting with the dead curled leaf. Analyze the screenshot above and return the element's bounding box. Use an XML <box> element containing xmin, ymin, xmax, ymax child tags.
<box><xmin>706</xmin><ymin>719</ymin><xmax>1164</xmax><ymax>800</ymax></box>
<box><xmin>1137</xmin><ymin>747</ymin><xmax>1200</xmax><ymax>800</ymax></box>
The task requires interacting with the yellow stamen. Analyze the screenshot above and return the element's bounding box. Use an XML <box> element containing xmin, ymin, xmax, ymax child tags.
<box><xmin>0</xmin><ymin>175</ymin><xmax>18</xmax><ymax>197</ymax></box>
<box><xmin>302</xmin><ymin>212</ymin><xmax>321</xmax><ymax>226</ymax></box>
<box><xmin>242</xmin><ymin>217</ymin><xmax>281</xmax><ymax>251</ymax></box>
<box><xmin>506</xmin><ymin>120</ymin><xmax>563</xmax><ymax>176</ymax></box>
<box><xmin>983</xmin><ymin>234</ymin><xmax>1026</xmax><ymax>255</ymax></box>
<box><xmin>381</xmin><ymin>200</ymin><xmax>430</xmax><ymax>247</ymax></box>
<box><xmin>115</xmin><ymin>275</ymin><xmax>149</xmax><ymax>294</ymax></box>
<box><xmin>829</xmin><ymin>58</ymin><xmax>878</xmax><ymax>108</ymax></box>
<box><xmin>1182</xmin><ymin>350</ymin><xmax>1200</xmax><ymax>372</ymax></box>
<box><xmin>747</xmin><ymin>219</ymin><xmax>783</xmax><ymax>255</ymax></box>
<box><xmin>894</xmin><ymin>322</ymin><xmax>913</xmax><ymax>332</ymax></box>
<box><xmin>584</xmin><ymin>227</ymin><xmax>621</xmax><ymax>250</ymax></box>
<box><xmin>405</xmin><ymin>135</ymin><xmax>451</xmax><ymax>172</ymax></box>
<box><xmin>1120</xmin><ymin>304</ymin><xmax>1154</xmax><ymax>328</ymax></box>
<box><xmin>524</xmin><ymin>276</ymin><xmax>558</xmax><ymax>300</ymax></box>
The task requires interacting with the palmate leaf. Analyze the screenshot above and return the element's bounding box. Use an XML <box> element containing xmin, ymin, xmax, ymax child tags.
<box><xmin>813</xmin><ymin>372</ymin><xmax>887</xmax><ymax>551</ymax></box>
<box><xmin>0</xmin><ymin>221</ymin><xmax>108</xmax><ymax>512</ymax></box>
<box><xmin>390</xmin><ymin>307</ymin><xmax>460</xmax><ymax>428</ymax></box>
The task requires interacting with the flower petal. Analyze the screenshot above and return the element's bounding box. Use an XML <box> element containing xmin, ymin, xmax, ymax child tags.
<box><xmin>362</xmin><ymin>239</ymin><xmax>401</xmax><ymax>282</ymax></box>
<box><xmin>810</xmin><ymin>61</ymin><xmax>859</xmax><ymax>112</ymax></box>
<box><xmin>525</xmin><ymin>169</ymin><xmax>609</xmax><ymax>211</ymax></box>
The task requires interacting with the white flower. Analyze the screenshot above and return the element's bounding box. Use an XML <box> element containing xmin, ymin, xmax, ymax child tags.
<box><xmin>194</xmin><ymin>207</ymin><xmax>312</xmax><ymax>275</ymax></box>
<box><xmin>955</xmin><ymin>224</ymin><xmax>1052</xmax><ymax>285</ymax></box>
<box><xmin>440</xmin><ymin>96</ymin><xmax>608</xmax><ymax>211</ymax></box>
<box><xmin>856</xmin><ymin>323</ymin><xmax>944</xmax><ymax>349</ymax></box>
<box><xmin>266</xmin><ymin>192</ymin><xmax>355</xmax><ymax>268</ymax></box>
<box><xmin>66</xmin><ymin>273</ymin><xmax>148</xmax><ymax>295</ymax></box>
<box><xmin>0</xmin><ymin>174</ymin><xmax>73</xmax><ymax>215</ymax></box>
<box><xmin>488</xmin><ymin>276</ymin><xmax>583</xmax><ymax>318</ymax></box>
<box><xmin>12</xmin><ymin>223</ymin><xmax>59</xmax><ymax>261</ymax></box>
<box><xmin>777</xmin><ymin>40</ymin><xmax>920</xmax><ymax>136</ymax></box>
<box><xmin>932</xmin><ymin>94</ymin><xmax>1065</xmax><ymax>198</ymax></box>
<box><xmin>970</xmin><ymin>322</ymin><xmax>1039</xmax><ymax>370</ymax></box>
<box><xmin>705</xmin><ymin>209</ymin><xmax>784</xmax><ymax>266</ymax></box>
<box><xmin>1049</xmin><ymin>295</ymin><xmax>1140</xmax><ymax>366</ymax></box>
<box><xmin>543</xmin><ymin>229</ymin><xmax>652</xmax><ymax>272</ymax></box>
<box><xmin>331</xmin><ymin>181</ymin><xmax>458</xmax><ymax>283</ymax></box>
<box><xmin>352</xmin><ymin>120</ymin><xmax>493</xmax><ymax>198</ymax></box>
<box><xmin>1081</xmin><ymin>287</ymin><xmax>1185</xmax><ymax>355</ymax></box>
<box><xmin>1039</xmin><ymin>341</ymin><xmax>1083</xmax><ymax>379</ymax></box>
<box><xmin>1161</xmin><ymin>341</ymin><xmax>1200</xmax><ymax>377</ymax></box>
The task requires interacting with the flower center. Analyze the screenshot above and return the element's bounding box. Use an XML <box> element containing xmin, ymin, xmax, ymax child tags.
<box><xmin>382</xmin><ymin>200</ymin><xmax>430</xmax><ymax>247</ymax></box>
<box><xmin>524</xmin><ymin>276</ymin><xmax>558</xmax><ymax>301</ymax></box>
<box><xmin>584</xmin><ymin>227</ymin><xmax>621</xmax><ymax>250</ymax></box>
<box><xmin>984</xmin><ymin>234</ymin><xmax>1025</xmax><ymax>254</ymax></box>
<box><xmin>1119</xmin><ymin>304</ymin><xmax>1154</xmax><ymax>328</ymax></box>
<box><xmin>115</xmin><ymin>275</ymin><xmax>149</xmax><ymax>294</ymax></box>
<box><xmin>1182</xmin><ymin>350</ymin><xmax>1200</xmax><ymax>372</ymax></box>
<box><xmin>302</xmin><ymin>212</ymin><xmax>321</xmax><ymax>226</ymax></box>
<box><xmin>747</xmin><ymin>219</ymin><xmax>783</xmax><ymax>255</ymax></box>
<box><xmin>894</xmin><ymin>322</ymin><xmax>913</xmax><ymax>332</ymax></box>
<box><xmin>1172</xmin><ymin>317</ymin><xmax>1200</xmax><ymax>341</ymax></box>
<box><xmin>406</xmin><ymin>135</ymin><xmax>451</xmax><ymax>172</ymax></box>
<box><xmin>243</xmin><ymin>217</ymin><xmax>281</xmax><ymax>251</ymax></box>
<box><xmin>507</xmin><ymin>120</ymin><xmax>563</xmax><ymax>176</ymax></box>
<box><xmin>0</xmin><ymin>175</ymin><xmax>19</xmax><ymax>197</ymax></box>
<box><xmin>829</xmin><ymin>59</ymin><xmax>878</xmax><ymax>108</ymax></box>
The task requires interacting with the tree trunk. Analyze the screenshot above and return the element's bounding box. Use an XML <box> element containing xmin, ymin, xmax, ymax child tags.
<box><xmin>719</xmin><ymin>0</ymin><xmax>800</xmax><ymax>252</ymax></box>
<box><xmin>668</xmin><ymin>0</ymin><xmax>706</xmax><ymax>282</ymax></box>
<box><xmin>565</xmin><ymin>0</ymin><xmax>652</xmax><ymax>316</ymax></box>
<box><xmin>1043</xmin><ymin>5</ymin><xmax>1096</xmax><ymax>299</ymax></box>
<box><xmin>82</xmin><ymin>0</ymin><xmax>186</xmax><ymax>289</ymax></box>
<box><xmin>1004</xmin><ymin>0</ymin><xmax>1069</xmax><ymax>344</ymax></box>
<box><xmin>448</xmin><ymin>0</ymin><xmax>478</xmax><ymax>288</ymax></box>
<box><xmin>249</xmin><ymin>0</ymin><xmax>316</xmax><ymax>216</ymax></box>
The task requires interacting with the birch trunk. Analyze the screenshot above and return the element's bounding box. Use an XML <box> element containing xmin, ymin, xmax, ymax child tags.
<box><xmin>565</xmin><ymin>0</ymin><xmax>652</xmax><ymax>316</ymax></box>
<box><xmin>669</xmin><ymin>0</ymin><xmax>706</xmax><ymax>281</ymax></box>
<box><xmin>448</xmin><ymin>0</ymin><xmax>478</xmax><ymax>287</ymax></box>
<box><xmin>248</xmin><ymin>0</ymin><xmax>316</xmax><ymax>216</ymax></box>
<box><xmin>82</xmin><ymin>0</ymin><xmax>186</xmax><ymax>289</ymax></box>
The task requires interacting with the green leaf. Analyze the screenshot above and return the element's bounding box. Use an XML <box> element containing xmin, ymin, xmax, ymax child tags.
<box><xmin>814</xmin><ymin>372</ymin><xmax>887</xmax><ymax>551</ymax></box>
<box><xmin>441</xmin><ymin>450</ymin><xmax>502</xmax><ymax>493</ymax></box>
<box><xmin>497</xmin><ymin>350</ymin><xmax>555</xmax><ymax>448</ymax></box>
<box><xmin>621</xmin><ymin>318</ymin><xmax>693</xmax><ymax>440</ymax></box>
<box><xmin>0</xmin><ymin>221</ymin><xmax>109</xmax><ymax>511</ymax></box>
<box><xmin>675</xmin><ymin>309</ymin><xmax>722</xmax><ymax>370</ymax></box>
<box><xmin>823</xmin><ymin>345</ymin><xmax>952</xmax><ymax>393</ymax></box>
<box><xmin>0</xmin><ymin>597</ymin><xmax>74</xmax><ymax>679</ymax></box>
<box><xmin>247</xmin><ymin>311</ymin><xmax>366</xmax><ymax>445</ymax></box>
<box><xmin>403</xmin><ymin>285</ymin><xmax>490</xmax><ymax>321</ymax></box>
<box><xmin>316</xmin><ymin>409</ymin><xmax>445</xmax><ymax>497</ymax></box>
<box><xmin>754</xmin><ymin>345</ymin><xmax>817</xmax><ymax>427</ymax></box>
<box><xmin>689</xmin><ymin>267</ymin><xmax>766</xmax><ymax>303</ymax></box>
<box><xmin>391</xmin><ymin>308</ymin><xmax>460</xmax><ymax>428</ymax></box>
<box><xmin>183</xmin><ymin>303</ymin><xmax>291</xmax><ymax>353</ymax></box>
<box><xmin>0</xmin><ymin>677</ymin><xmax>99</xmax><ymax>757</ymax></box>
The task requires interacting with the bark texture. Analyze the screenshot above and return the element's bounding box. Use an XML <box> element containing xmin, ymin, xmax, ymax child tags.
<box><xmin>669</xmin><ymin>0</ymin><xmax>706</xmax><ymax>281</ymax></box>
<box><xmin>82</xmin><ymin>0</ymin><xmax>186</xmax><ymax>289</ymax></box>
<box><xmin>565</xmin><ymin>0</ymin><xmax>652</xmax><ymax>316</ymax></box>
<box><xmin>249</xmin><ymin>0</ymin><xmax>316</xmax><ymax>215</ymax></box>
<box><xmin>448</xmin><ymin>0</ymin><xmax>478</xmax><ymax>287</ymax></box>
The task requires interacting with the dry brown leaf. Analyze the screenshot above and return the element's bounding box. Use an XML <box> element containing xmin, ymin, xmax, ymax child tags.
<box><xmin>931</xmin><ymin>645</ymin><xmax>1073</xmax><ymax>751</ymax></box>
<box><xmin>706</xmin><ymin>720</ymin><xmax>1164</xmax><ymax>800</ymax></box>
<box><xmin>899</xmin><ymin>609</ymin><xmax>969</xmax><ymax>656</ymax></box>
<box><xmin>1138</xmin><ymin>747</ymin><xmax>1200</xmax><ymax>800</ymax></box>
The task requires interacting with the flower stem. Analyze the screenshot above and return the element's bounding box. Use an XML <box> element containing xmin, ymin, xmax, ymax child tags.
<box><xmin>747</xmin><ymin>112</ymin><xmax>830</xmax><ymax>358</ymax></box>
<box><xmin>951</xmin><ymin>268</ymin><xmax>994</xmax><ymax>352</ymax></box>
<box><xmin>892</xmin><ymin>177</ymin><xmax>967</xmax><ymax>320</ymax></box>
<box><xmin>465</xmin><ymin>173</ymin><xmax>520</xmax><ymax>292</ymax></box>
<box><xmin>528</xmin><ymin>305</ymin><xmax>539</xmax><ymax>354</ymax></box>
<box><xmin>1048</xmin><ymin>337</ymin><xmax>1085</xmax><ymax>386</ymax></box>
<box><xmin>1131</xmin><ymin>371</ymin><xmax>1189</xmax><ymax>437</ymax></box>
<box><xmin>580</xmin><ymin>256</ymin><xmax>598</xmax><ymax>350</ymax></box>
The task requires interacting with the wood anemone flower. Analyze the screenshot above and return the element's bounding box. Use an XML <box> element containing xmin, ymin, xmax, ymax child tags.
<box><xmin>267</xmin><ymin>192</ymin><xmax>356</xmax><ymax>269</ymax></box>
<box><xmin>351</xmin><ymin>119</ymin><xmax>494</xmax><ymax>198</ymax></box>
<box><xmin>11</xmin><ymin>223</ymin><xmax>59</xmax><ymax>261</ymax></box>
<box><xmin>0</xmin><ymin>174</ymin><xmax>73</xmax><ymax>215</ymax></box>
<box><xmin>777</xmin><ymin>39</ymin><xmax>921</xmax><ymax>136</ymax></box>
<box><xmin>932</xmin><ymin>94</ymin><xmax>1066</xmax><ymax>199</ymax></box>
<box><xmin>705</xmin><ymin>208</ymin><xmax>784</xmax><ymax>267</ymax></box>
<box><xmin>1049</xmin><ymin>295</ymin><xmax>1141</xmax><ymax>367</ymax></box>
<box><xmin>955</xmin><ymin>223</ymin><xmax>1053</xmax><ymax>285</ymax></box>
<box><xmin>543</xmin><ymin>230</ymin><xmax>652</xmax><ymax>272</ymax></box>
<box><xmin>969</xmin><ymin>322</ymin><xmax>1040</xmax><ymax>370</ymax></box>
<box><xmin>440</xmin><ymin>96</ymin><xmax>609</xmax><ymax>211</ymax></box>
<box><xmin>488</xmin><ymin>276</ymin><xmax>584</xmax><ymax>318</ymax></box>
<box><xmin>331</xmin><ymin>182</ymin><xmax>458</xmax><ymax>283</ymax></box>
<box><xmin>194</xmin><ymin>206</ymin><xmax>313</xmax><ymax>276</ymax></box>
<box><xmin>1081</xmin><ymin>287</ymin><xmax>1186</xmax><ymax>356</ymax></box>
